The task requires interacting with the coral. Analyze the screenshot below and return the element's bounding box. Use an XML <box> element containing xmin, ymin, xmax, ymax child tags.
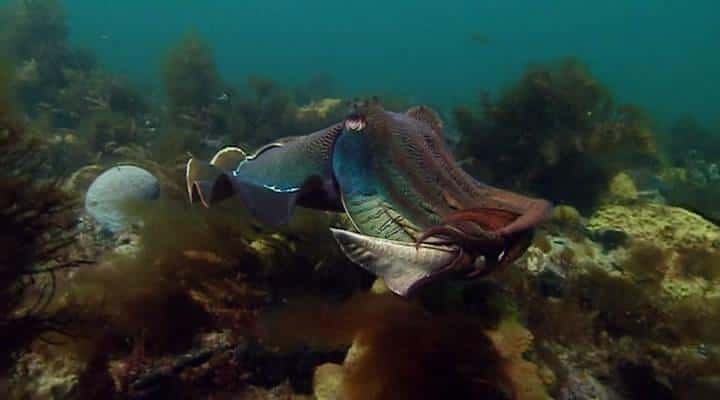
<box><xmin>455</xmin><ymin>57</ymin><xmax>659</xmax><ymax>211</ymax></box>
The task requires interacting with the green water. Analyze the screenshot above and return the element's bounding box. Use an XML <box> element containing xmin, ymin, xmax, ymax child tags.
<box><xmin>61</xmin><ymin>0</ymin><xmax>720</xmax><ymax>127</ymax></box>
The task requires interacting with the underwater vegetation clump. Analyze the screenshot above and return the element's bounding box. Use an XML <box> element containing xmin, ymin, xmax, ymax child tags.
<box><xmin>657</xmin><ymin>145</ymin><xmax>720</xmax><ymax>224</ymax></box>
<box><xmin>496</xmin><ymin>198</ymin><xmax>720</xmax><ymax>398</ymax></box>
<box><xmin>0</xmin><ymin>0</ymin><xmax>153</xmax><ymax>177</ymax></box>
<box><xmin>7</xmin><ymin>192</ymin><xmax>367</xmax><ymax>398</ymax></box>
<box><xmin>0</xmin><ymin>0</ymin><xmax>68</xmax><ymax>105</ymax></box>
<box><xmin>162</xmin><ymin>33</ymin><xmax>223</xmax><ymax>125</ymax></box>
<box><xmin>228</xmin><ymin>75</ymin><xmax>346</xmax><ymax>147</ymax></box>
<box><xmin>455</xmin><ymin>57</ymin><xmax>659</xmax><ymax>211</ymax></box>
<box><xmin>663</xmin><ymin>115</ymin><xmax>720</xmax><ymax>165</ymax></box>
<box><xmin>0</xmin><ymin>68</ymin><xmax>84</xmax><ymax>372</ymax></box>
<box><xmin>33</xmin><ymin>199</ymin><xmax>269</xmax><ymax>397</ymax></box>
<box><xmin>263</xmin><ymin>292</ymin><xmax>551</xmax><ymax>400</ymax></box>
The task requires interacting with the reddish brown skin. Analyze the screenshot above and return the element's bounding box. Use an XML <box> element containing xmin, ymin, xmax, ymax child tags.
<box><xmin>353</xmin><ymin>100</ymin><xmax>552</xmax><ymax>278</ymax></box>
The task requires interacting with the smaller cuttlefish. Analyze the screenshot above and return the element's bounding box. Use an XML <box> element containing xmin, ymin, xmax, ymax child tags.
<box><xmin>186</xmin><ymin>98</ymin><xmax>552</xmax><ymax>296</ymax></box>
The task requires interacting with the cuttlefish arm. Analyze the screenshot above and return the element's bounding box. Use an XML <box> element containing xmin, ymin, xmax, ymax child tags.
<box><xmin>186</xmin><ymin>123</ymin><xmax>345</xmax><ymax>226</ymax></box>
<box><xmin>404</xmin><ymin>103</ymin><xmax>553</xmax><ymax>240</ymax></box>
<box><xmin>330</xmin><ymin>228</ymin><xmax>463</xmax><ymax>296</ymax></box>
<box><xmin>332</xmin><ymin>99</ymin><xmax>552</xmax><ymax>294</ymax></box>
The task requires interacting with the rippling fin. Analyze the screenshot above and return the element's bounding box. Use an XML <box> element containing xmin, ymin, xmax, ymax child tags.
<box><xmin>330</xmin><ymin>228</ymin><xmax>459</xmax><ymax>296</ymax></box>
<box><xmin>210</xmin><ymin>146</ymin><xmax>247</xmax><ymax>171</ymax></box>
<box><xmin>186</xmin><ymin>158</ymin><xmax>233</xmax><ymax>207</ymax></box>
<box><xmin>229</xmin><ymin>179</ymin><xmax>300</xmax><ymax>226</ymax></box>
<box><xmin>186</xmin><ymin>157</ymin><xmax>300</xmax><ymax>226</ymax></box>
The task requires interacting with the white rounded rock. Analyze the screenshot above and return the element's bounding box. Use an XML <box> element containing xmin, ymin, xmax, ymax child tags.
<box><xmin>84</xmin><ymin>165</ymin><xmax>160</xmax><ymax>234</ymax></box>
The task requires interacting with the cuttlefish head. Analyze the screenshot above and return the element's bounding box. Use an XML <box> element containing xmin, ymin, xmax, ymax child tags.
<box><xmin>343</xmin><ymin>97</ymin><xmax>389</xmax><ymax>134</ymax></box>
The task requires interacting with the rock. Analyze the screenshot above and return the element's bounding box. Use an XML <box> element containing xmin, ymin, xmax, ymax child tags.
<box><xmin>551</xmin><ymin>205</ymin><xmax>584</xmax><ymax>226</ymax></box>
<box><xmin>313</xmin><ymin>363</ymin><xmax>344</xmax><ymax>400</ymax></box>
<box><xmin>607</xmin><ymin>172</ymin><xmax>639</xmax><ymax>201</ymax></box>
<box><xmin>587</xmin><ymin>204</ymin><xmax>720</xmax><ymax>250</ymax></box>
<box><xmin>84</xmin><ymin>165</ymin><xmax>160</xmax><ymax>234</ymax></box>
<box><xmin>11</xmin><ymin>351</ymin><xmax>85</xmax><ymax>399</ymax></box>
<box><xmin>558</xmin><ymin>366</ymin><xmax>612</xmax><ymax>400</ymax></box>
<box><xmin>589</xmin><ymin>229</ymin><xmax>629</xmax><ymax>251</ymax></box>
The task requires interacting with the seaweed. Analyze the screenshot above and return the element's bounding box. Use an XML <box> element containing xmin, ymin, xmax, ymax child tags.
<box><xmin>620</xmin><ymin>241</ymin><xmax>671</xmax><ymax>283</ymax></box>
<box><xmin>663</xmin><ymin>115</ymin><xmax>720</xmax><ymax>164</ymax></box>
<box><xmin>0</xmin><ymin>0</ymin><xmax>70</xmax><ymax>107</ymax></box>
<box><xmin>0</xmin><ymin>67</ymin><xmax>86</xmax><ymax>371</ymax></box>
<box><xmin>262</xmin><ymin>292</ymin><xmax>550</xmax><ymax>399</ymax></box>
<box><xmin>455</xmin><ymin>57</ymin><xmax>659</xmax><ymax>212</ymax></box>
<box><xmin>162</xmin><ymin>33</ymin><xmax>223</xmax><ymax>122</ymax></box>
<box><xmin>676</xmin><ymin>247</ymin><xmax>720</xmax><ymax>281</ymax></box>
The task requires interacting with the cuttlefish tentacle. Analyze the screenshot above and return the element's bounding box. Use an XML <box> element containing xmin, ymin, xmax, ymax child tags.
<box><xmin>414</xmin><ymin>207</ymin><xmax>535</xmax><ymax>278</ymax></box>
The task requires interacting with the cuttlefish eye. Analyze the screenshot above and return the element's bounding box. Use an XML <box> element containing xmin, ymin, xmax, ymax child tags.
<box><xmin>344</xmin><ymin>114</ymin><xmax>367</xmax><ymax>132</ymax></box>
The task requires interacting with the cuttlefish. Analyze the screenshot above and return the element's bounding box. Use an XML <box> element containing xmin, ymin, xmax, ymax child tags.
<box><xmin>186</xmin><ymin>98</ymin><xmax>552</xmax><ymax>296</ymax></box>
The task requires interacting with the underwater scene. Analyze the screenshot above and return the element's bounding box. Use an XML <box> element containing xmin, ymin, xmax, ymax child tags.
<box><xmin>2</xmin><ymin>0</ymin><xmax>720</xmax><ymax>399</ymax></box>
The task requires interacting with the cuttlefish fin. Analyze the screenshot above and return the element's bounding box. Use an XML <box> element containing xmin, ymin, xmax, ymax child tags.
<box><xmin>330</xmin><ymin>228</ymin><xmax>460</xmax><ymax>296</ymax></box>
<box><xmin>210</xmin><ymin>146</ymin><xmax>247</xmax><ymax>171</ymax></box>
<box><xmin>186</xmin><ymin>158</ymin><xmax>232</xmax><ymax>207</ymax></box>
<box><xmin>186</xmin><ymin>146</ymin><xmax>248</xmax><ymax>205</ymax></box>
<box><xmin>185</xmin><ymin>157</ymin><xmax>300</xmax><ymax>226</ymax></box>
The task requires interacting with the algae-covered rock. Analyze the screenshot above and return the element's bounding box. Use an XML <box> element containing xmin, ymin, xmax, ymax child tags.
<box><xmin>11</xmin><ymin>351</ymin><xmax>85</xmax><ymax>400</ymax></box>
<box><xmin>607</xmin><ymin>172</ymin><xmax>639</xmax><ymax>201</ymax></box>
<box><xmin>84</xmin><ymin>165</ymin><xmax>160</xmax><ymax>233</ymax></box>
<box><xmin>313</xmin><ymin>363</ymin><xmax>345</xmax><ymax>400</ymax></box>
<box><xmin>550</xmin><ymin>205</ymin><xmax>583</xmax><ymax>226</ymax></box>
<box><xmin>587</xmin><ymin>204</ymin><xmax>720</xmax><ymax>250</ymax></box>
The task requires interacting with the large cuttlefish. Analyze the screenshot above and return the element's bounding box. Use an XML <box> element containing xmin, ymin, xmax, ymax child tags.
<box><xmin>186</xmin><ymin>98</ymin><xmax>552</xmax><ymax>296</ymax></box>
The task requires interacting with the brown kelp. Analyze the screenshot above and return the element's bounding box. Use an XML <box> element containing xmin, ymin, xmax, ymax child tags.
<box><xmin>455</xmin><ymin>57</ymin><xmax>659</xmax><ymax>211</ymax></box>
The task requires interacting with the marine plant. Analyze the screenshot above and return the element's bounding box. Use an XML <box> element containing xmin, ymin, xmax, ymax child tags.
<box><xmin>676</xmin><ymin>246</ymin><xmax>720</xmax><ymax>281</ymax></box>
<box><xmin>0</xmin><ymin>0</ymin><xmax>70</xmax><ymax>107</ymax></box>
<box><xmin>663</xmin><ymin>115</ymin><xmax>720</xmax><ymax>164</ymax></box>
<box><xmin>0</xmin><ymin>66</ymin><xmax>85</xmax><ymax>371</ymax></box>
<box><xmin>56</xmin><ymin>67</ymin><xmax>146</xmax><ymax>124</ymax></box>
<box><xmin>162</xmin><ymin>33</ymin><xmax>223</xmax><ymax>124</ymax></box>
<box><xmin>229</xmin><ymin>75</ymin><xmax>294</xmax><ymax>145</ymax></box>
<box><xmin>229</xmin><ymin>75</ymin><xmax>348</xmax><ymax>147</ymax></box>
<box><xmin>263</xmin><ymin>291</ymin><xmax>551</xmax><ymax>400</ymax></box>
<box><xmin>455</xmin><ymin>57</ymin><xmax>659</xmax><ymax>211</ymax></box>
<box><xmin>33</xmin><ymin>190</ymin><xmax>365</xmax><ymax>397</ymax></box>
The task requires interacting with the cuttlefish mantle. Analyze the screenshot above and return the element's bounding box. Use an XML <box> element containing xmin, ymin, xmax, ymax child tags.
<box><xmin>186</xmin><ymin>98</ymin><xmax>552</xmax><ymax>296</ymax></box>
